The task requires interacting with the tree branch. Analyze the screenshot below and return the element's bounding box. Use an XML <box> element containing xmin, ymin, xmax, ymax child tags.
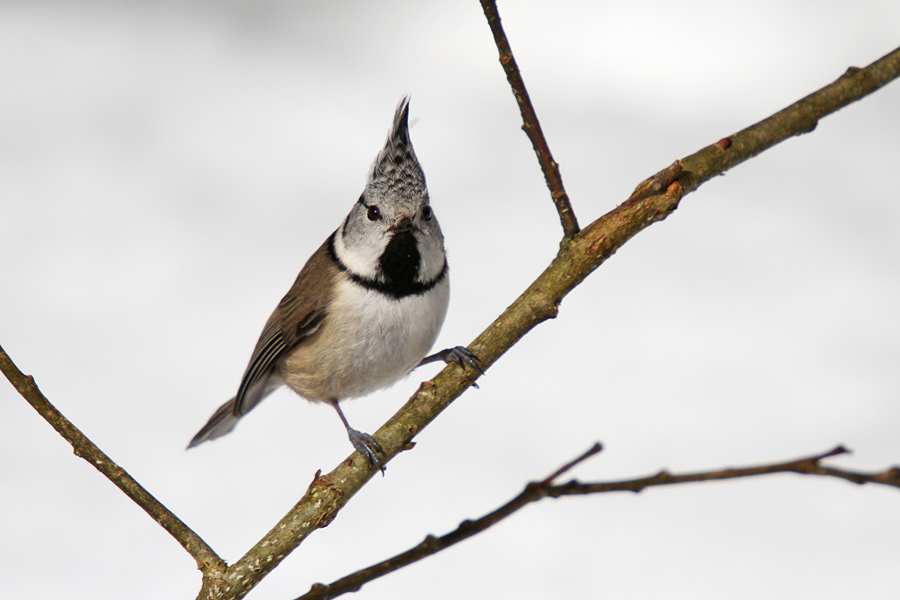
<box><xmin>294</xmin><ymin>445</ymin><xmax>900</xmax><ymax>599</ymax></box>
<box><xmin>0</xmin><ymin>344</ymin><xmax>224</xmax><ymax>574</ymax></box>
<box><xmin>677</xmin><ymin>50</ymin><xmax>900</xmax><ymax>195</ymax></box>
<box><xmin>551</xmin><ymin>445</ymin><xmax>900</xmax><ymax>496</ymax></box>
<box><xmin>293</xmin><ymin>443</ymin><xmax>603</xmax><ymax>600</ymax></box>
<box><xmin>480</xmin><ymin>0</ymin><xmax>580</xmax><ymax>238</ymax></box>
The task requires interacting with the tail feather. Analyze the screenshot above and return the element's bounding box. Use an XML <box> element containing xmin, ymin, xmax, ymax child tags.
<box><xmin>187</xmin><ymin>397</ymin><xmax>240</xmax><ymax>449</ymax></box>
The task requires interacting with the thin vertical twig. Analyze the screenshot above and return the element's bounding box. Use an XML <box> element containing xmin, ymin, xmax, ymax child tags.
<box><xmin>480</xmin><ymin>0</ymin><xmax>580</xmax><ymax>238</ymax></box>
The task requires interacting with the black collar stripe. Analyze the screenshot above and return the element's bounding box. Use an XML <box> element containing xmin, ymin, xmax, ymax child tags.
<box><xmin>328</xmin><ymin>231</ymin><xmax>446</xmax><ymax>299</ymax></box>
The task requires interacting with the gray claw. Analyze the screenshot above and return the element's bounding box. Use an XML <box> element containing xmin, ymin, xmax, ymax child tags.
<box><xmin>416</xmin><ymin>346</ymin><xmax>484</xmax><ymax>388</ymax></box>
<box><xmin>442</xmin><ymin>346</ymin><xmax>485</xmax><ymax>375</ymax></box>
<box><xmin>347</xmin><ymin>428</ymin><xmax>386</xmax><ymax>473</ymax></box>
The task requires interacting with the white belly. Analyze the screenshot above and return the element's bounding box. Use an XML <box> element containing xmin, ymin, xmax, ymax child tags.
<box><xmin>278</xmin><ymin>275</ymin><xmax>449</xmax><ymax>402</ymax></box>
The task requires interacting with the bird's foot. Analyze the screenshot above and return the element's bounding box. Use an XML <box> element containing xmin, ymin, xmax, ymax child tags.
<box><xmin>347</xmin><ymin>427</ymin><xmax>386</xmax><ymax>474</ymax></box>
<box><xmin>420</xmin><ymin>346</ymin><xmax>484</xmax><ymax>379</ymax></box>
<box><xmin>441</xmin><ymin>346</ymin><xmax>484</xmax><ymax>374</ymax></box>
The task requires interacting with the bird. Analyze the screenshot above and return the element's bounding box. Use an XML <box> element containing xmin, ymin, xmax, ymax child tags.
<box><xmin>187</xmin><ymin>97</ymin><xmax>480</xmax><ymax>469</ymax></box>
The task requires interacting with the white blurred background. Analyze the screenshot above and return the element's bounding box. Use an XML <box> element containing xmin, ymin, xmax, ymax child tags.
<box><xmin>2</xmin><ymin>1</ymin><xmax>899</xmax><ymax>598</ymax></box>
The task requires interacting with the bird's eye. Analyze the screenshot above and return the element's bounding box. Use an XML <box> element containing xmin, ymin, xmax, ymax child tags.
<box><xmin>367</xmin><ymin>205</ymin><xmax>381</xmax><ymax>221</ymax></box>
<box><xmin>421</xmin><ymin>205</ymin><xmax>433</xmax><ymax>221</ymax></box>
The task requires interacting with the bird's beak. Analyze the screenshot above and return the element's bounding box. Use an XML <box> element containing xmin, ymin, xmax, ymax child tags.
<box><xmin>389</xmin><ymin>216</ymin><xmax>414</xmax><ymax>233</ymax></box>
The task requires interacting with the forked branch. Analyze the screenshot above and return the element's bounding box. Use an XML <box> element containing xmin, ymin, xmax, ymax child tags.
<box><xmin>296</xmin><ymin>445</ymin><xmax>900</xmax><ymax>600</ymax></box>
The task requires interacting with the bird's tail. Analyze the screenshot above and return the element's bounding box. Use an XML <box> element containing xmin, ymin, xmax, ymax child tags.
<box><xmin>187</xmin><ymin>397</ymin><xmax>241</xmax><ymax>449</ymax></box>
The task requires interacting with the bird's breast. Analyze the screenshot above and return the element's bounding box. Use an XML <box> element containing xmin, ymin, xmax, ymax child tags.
<box><xmin>279</xmin><ymin>274</ymin><xmax>449</xmax><ymax>402</ymax></box>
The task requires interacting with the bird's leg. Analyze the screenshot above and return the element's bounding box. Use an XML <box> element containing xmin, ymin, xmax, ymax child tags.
<box><xmin>333</xmin><ymin>402</ymin><xmax>385</xmax><ymax>473</ymax></box>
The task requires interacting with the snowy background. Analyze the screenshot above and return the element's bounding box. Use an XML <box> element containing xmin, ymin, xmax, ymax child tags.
<box><xmin>2</xmin><ymin>1</ymin><xmax>899</xmax><ymax>598</ymax></box>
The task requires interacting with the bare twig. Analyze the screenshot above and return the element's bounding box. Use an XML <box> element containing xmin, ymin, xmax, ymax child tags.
<box><xmin>480</xmin><ymin>0</ymin><xmax>580</xmax><ymax>238</ymax></box>
<box><xmin>537</xmin><ymin>441</ymin><xmax>604</xmax><ymax>486</ymax></box>
<box><xmin>551</xmin><ymin>445</ymin><xmax>900</xmax><ymax>497</ymax></box>
<box><xmin>295</xmin><ymin>445</ymin><xmax>899</xmax><ymax>600</ymax></box>
<box><xmin>0</xmin><ymin>344</ymin><xmax>224</xmax><ymax>574</ymax></box>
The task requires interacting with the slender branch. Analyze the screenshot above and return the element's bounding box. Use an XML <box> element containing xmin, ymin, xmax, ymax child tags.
<box><xmin>295</xmin><ymin>443</ymin><xmax>605</xmax><ymax>600</ymax></box>
<box><xmin>537</xmin><ymin>441</ymin><xmax>604</xmax><ymax>486</ymax></box>
<box><xmin>480</xmin><ymin>0</ymin><xmax>580</xmax><ymax>238</ymax></box>
<box><xmin>295</xmin><ymin>445</ymin><xmax>900</xmax><ymax>600</ymax></box>
<box><xmin>0</xmin><ymin>344</ymin><xmax>224</xmax><ymax>574</ymax></box>
<box><xmin>552</xmin><ymin>445</ymin><xmax>900</xmax><ymax>496</ymax></box>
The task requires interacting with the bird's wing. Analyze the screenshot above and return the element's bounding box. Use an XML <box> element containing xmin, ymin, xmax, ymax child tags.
<box><xmin>233</xmin><ymin>236</ymin><xmax>339</xmax><ymax>416</ymax></box>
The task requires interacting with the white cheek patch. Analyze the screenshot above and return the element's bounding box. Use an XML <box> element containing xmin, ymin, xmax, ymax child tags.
<box><xmin>334</xmin><ymin>223</ymin><xmax>382</xmax><ymax>279</ymax></box>
<box><xmin>415</xmin><ymin>229</ymin><xmax>446</xmax><ymax>283</ymax></box>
